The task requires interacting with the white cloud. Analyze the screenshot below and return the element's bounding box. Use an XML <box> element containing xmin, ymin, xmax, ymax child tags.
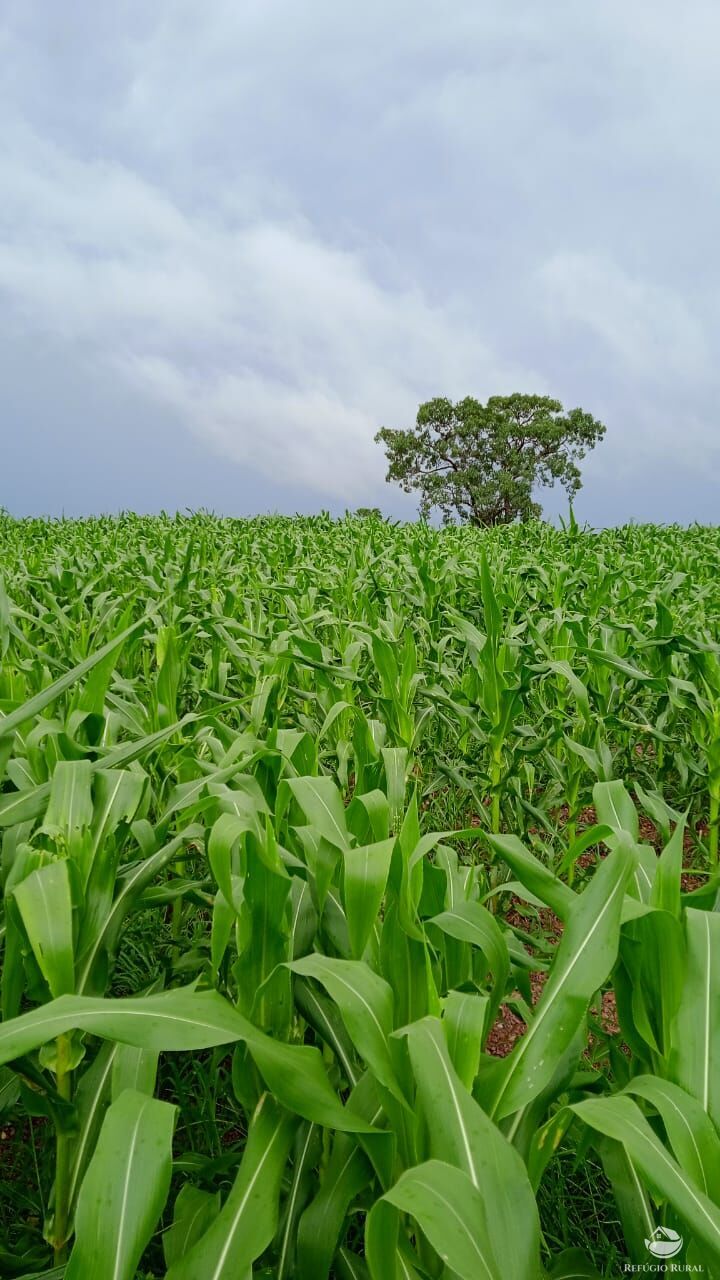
<box><xmin>2</xmin><ymin>0</ymin><xmax>720</xmax><ymax>518</ymax></box>
<box><xmin>537</xmin><ymin>252</ymin><xmax>709</xmax><ymax>383</ymax></box>
<box><xmin>0</xmin><ymin>127</ymin><xmax>530</xmax><ymax>498</ymax></box>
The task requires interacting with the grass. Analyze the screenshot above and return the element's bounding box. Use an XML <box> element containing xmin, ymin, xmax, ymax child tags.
<box><xmin>538</xmin><ymin>1148</ymin><xmax>627</xmax><ymax>1274</ymax></box>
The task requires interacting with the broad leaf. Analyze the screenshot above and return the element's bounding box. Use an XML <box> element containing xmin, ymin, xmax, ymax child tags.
<box><xmin>367</xmin><ymin>1159</ymin><xmax>502</xmax><ymax>1280</ymax></box>
<box><xmin>166</xmin><ymin>1095</ymin><xmax>296</xmax><ymax>1280</ymax></box>
<box><xmin>65</xmin><ymin>1089</ymin><xmax>175</xmax><ymax>1280</ymax></box>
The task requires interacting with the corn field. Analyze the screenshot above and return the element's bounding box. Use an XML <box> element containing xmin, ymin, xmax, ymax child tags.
<box><xmin>1</xmin><ymin>511</ymin><xmax>720</xmax><ymax>1278</ymax></box>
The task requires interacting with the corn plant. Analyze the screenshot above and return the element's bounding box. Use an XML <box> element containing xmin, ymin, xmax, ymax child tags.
<box><xmin>0</xmin><ymin>513</ymin><xmax>719</xmax><ymax>1276</ymax></box>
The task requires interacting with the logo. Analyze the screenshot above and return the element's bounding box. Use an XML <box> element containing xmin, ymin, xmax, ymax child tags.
<box><xmin>623</xmin><ymin>1226</ymin><xmax>699</xmax><ymax>1271</ymax></box>
<box><xmin>645</xmin><ymin>1227</ymin><xmax>683</xmax><ymax>1260</ymax></box>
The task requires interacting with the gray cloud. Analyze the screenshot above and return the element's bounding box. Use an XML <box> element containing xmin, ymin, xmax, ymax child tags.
<box><xmin>1</xmin><ymin>0</ymin><xmax>718</xmax><ymax>520</ymax></box>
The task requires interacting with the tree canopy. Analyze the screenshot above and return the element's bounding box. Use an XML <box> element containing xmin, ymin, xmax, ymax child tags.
<box><xmin>375</xmin><ymin>393</ymin><xmax>606</xmax><ymax>525</ymax></box>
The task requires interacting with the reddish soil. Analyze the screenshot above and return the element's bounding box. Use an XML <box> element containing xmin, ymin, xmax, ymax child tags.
<box><xmin>486</xmin><ymin>971</ymin><xmax>548</xmax><ymax>1057</ymax></box>
<box><xmin>598</xmin><ymin>989</ymin><xmax>620</xmax><ymax>1037</ymax></box>
<box><xmin>485</xmin><ymin>974</ymin><xmax>622</xmax><ymax>1059</ymax></box>
<box><xmin>485</xmin><ymin>1003</ymin><xmax>527</xmax><ymax>1057</ymax></box>
<box><xmin>482</xmin><ymin>796</ymin><xmax>711</xmax><ymax>1057</ymax></box>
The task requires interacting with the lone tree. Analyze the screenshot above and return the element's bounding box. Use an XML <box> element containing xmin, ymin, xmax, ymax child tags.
<box><xmin>375</xmin><ymin>393</ymin><xmax>605</xmax><ymax>525</ymax></box>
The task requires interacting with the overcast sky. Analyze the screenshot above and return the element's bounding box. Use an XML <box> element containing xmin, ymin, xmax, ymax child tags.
<box><xmin>1</xmin><ymin>1</ymin><xmax>718</xmax><ymax>524</ymax></box>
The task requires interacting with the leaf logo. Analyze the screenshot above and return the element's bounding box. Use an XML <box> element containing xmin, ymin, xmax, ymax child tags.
<box><xmin>644</xmin><ymin>1226</ymin><xmax>683</xmax><ymax>1259</ymax></box>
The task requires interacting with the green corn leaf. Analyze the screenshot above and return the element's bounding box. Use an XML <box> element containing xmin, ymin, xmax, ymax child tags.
<box><xmin>235</xmin><ymin>852</ymin><xmax>292</xmax><ymax>1038</ymax></box>
<box><xmin>289</xmin><ymin>955</ymin><xmax>404</xmax><ymax>1103</ymax></box>
<box><xmin>111</xmin><ymin>1042</ymin><xmax>159</xmax><ymax>1099</ymax></box>
<box><xmin>485</xmin><ymin>832</ymin><xmax>576</xmax><ymax>920</ymax></box>
<box><xmin>296</xmin><ymin>828</ymin><xmax>340</xmax><ymax>914</ymax></box>
<box><xmin>622</xmin><ymin>908</ymin><xmax>685</xmax><ymax>1057</ymax></box>
<box><xmin>342</xmin><ymin>837</ymin><xmax>395</xmax><ymax>959</ymax></box>
<box><xmin>87</xmin><ymin>767</ymin><xmax>147</xmax><ymax>868</ymax></box>
<box><xmin>294</xmin><ymin>977</ymin><xmax>360</xmax><ymax>1088</ymax></box>
<box><xmin>0</xmin><ymin>782</ymin><xmax>53</xmax><ymax>828</ymax></box>
<box><xmin>77</xmin><ymin>827</ymin><xmax>203</xmax><ymax>993</ymax></box>
<box><xmin>289</xmin><ymin>879</ymin><xmax>318</xmax><ymax>960</ymax></box>
<box><xmin>380</xmin><ymin>747</ymin><xmax>407</xmax><ymax>829</ymax></box>
<box><xmin>13</xmin><ymin>860</ymin><xmax>75</xmax><ymax>998</ymax></box>
<box><xmin>480</xmin><ymin>552</ymin><xmax>502</xmax><ymax>651</ymax></box>
<box><xmin>210</xmin><ymin>889</ymin><xmax>235</xmax><ymax>980</ymax></box>
<box><xmin>297</xmin><ymin>1157</ymin><xmax>372</xmax><ymax>1280</ymax></box>
<box><xmin>547</xmin><ymin>1249</ymin><xmax>604</xmax><ymax>1278</ymax></box>
<box><xmin>0</xmin><ymin>986</ymin><xmax>378</xmax><ymax>1132</ymax></box>
<box><xmin>66</xmin><ymin>1041</ymin><xmax>116</xmax><ymax>1214</ymax></box>
<box><xmin>379</xmin><ymin>898</ymin><xmax>437</xmax><ymax>1026</ymax></box>
<box><xmin>585</xmin><ymin>649</ymin><xmax>654</xmax><ymax>682</ymax></box>
<box><xmin>441</xmin><ymin>990</ymin><xmax>489</xmax><ymax>1089</ymax></box>
<box><xmin>282</xmin><ymin>776</ymin><xmax>350</xmax><ymax>851</ymax></box>
<box><xmin>574</xmin><ymin>1095</ymin><xmax>720</xmax><ymax>1265</ymax></box>
<box><xmin>650</xmin><ymin>816</ymin><xmax>686</xmax><ymax>917</ymax></box>
<box><xmin>624</xmin><ymin>1076</ymin><xmax>720</xmax><ymax>1202</ymax></box>
<box><xmin>635</xmin><ymin>784</ymin><xmax>685</xmax><ymax>846</ymax></box>
<box><xmin>155</xmin><ymin>625</ymin><xmax>181</xmax><ymax>728</ymax></box>
<box><xmin>76</xmin><ymin>637</ymin><xmax>124</xmax><ymax>717</ymax></box>
<box><xmin>346</xmin><ymin>789</ymin><xmax>391</xmax><ymax>844</ymax></box>
<box><xmin>0</xmin><ymin>1066</ymin><xmax>19</xmax><ymax>1114</ymax></box>
<box><xmin>364</xmin><ymin>1199</ymin><xmax>413</xmax><ymax>1280</ymax></box>
<box><xmin>596</xmin><ymin>1136</ymin><xmax>655</xmax><ymax>1264</ymax></box>
<box><xmin>42</xmin><ymin>760</ymin><xmax>94</xmax><ymax>858</ymax></box>
<box><xmin>65</xmin><ymin>1089</ymin><xmax>176</xmax><ymax>1280</ymax></box>
<box><xmin>592</xmin><ymin>780</ymin><xmax>639</xmax><ymax>842</ymax></box>
<box><xmin>0</xmin><ymin>715</ymin><xmax>197</xmax><ymax>829</ymax></box>
<box><xmin>0</xmin><ymin>617</ymin><xmax>144</xmax><ymax>744</ymax></box>
<box><xmin>208</xmin><ymin>812</ymin><xmax>256</xmax><ymax>910</ymax></box>
<box><xmin>163</xmin><ymin>1185</ymin><xmax>222</xmax><ymax>1269</ymax></box>
<box><xmin>401</xmin><ymin>1017</ymin><xmax>540</xmax><ymax>1277</ymax></box>
<box><xmin>367</xmin><ymin>1159</ymin><xmax>503</xmax><ymax>1280</ymax></box>
<box><xmin>546</xmin><ymin>660</ymin><xmax>592</xmax><ymax>721</ymax></box>
<box><xmin>335</xmin><ymin>1248</ymin><xmax>370</xmax><ymax>1280</ymax></box>
<box><xmin>166</xmin><ymin>1095</ymin><xmax>296</xmax><ymax>1280</ymax></box>
<box><xmin>276</xmin><ymin>1121</ymin><xmax>320</xmax><ymax>1280</ymax></box>
<box><xmin>669</xmin><ymin>908</ymin><xmax>720</xmax><ymax>1130</ymax></box>
<box><xmin>296</xmin><ymin>1127</ymin><xmax>373</xmax><ymax>1280</ymax></box>
<box><xmin>429</xmin><ymin>902</ymin><xmax>509</xmax><ymax>1026</ymax></box>
<box><xmin>478</xmin><ymin>838</ymin><xmax>634</xmax><ymax>1124</ymax></box>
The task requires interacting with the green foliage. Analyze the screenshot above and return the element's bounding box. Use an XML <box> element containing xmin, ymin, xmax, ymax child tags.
<box><xmin>0</xmin><ymin>511</ymin><xmax>719</xmax><ymax>1276</ymax></box>
<box><xmin>353</xmin><ymin>507</ymin><xmax>384</xmax><ymax>521</ymax></box>
<box><xmin>375</xmin><ymin>393</ymin><xmax>605</xmax><ymax>524</ymax></box>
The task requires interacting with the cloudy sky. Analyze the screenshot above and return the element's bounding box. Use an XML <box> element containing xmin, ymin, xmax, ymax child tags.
<box><xmin>1</xmin><ymin>1</ymin><xmax>717</xmax><ymax>524</ymax></box>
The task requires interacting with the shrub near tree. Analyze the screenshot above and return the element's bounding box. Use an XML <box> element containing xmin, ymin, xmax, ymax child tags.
<box><xmin>376</xmin><ymin>393</ymin><xmax>606</xmax><ymax>525</ymax></box>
